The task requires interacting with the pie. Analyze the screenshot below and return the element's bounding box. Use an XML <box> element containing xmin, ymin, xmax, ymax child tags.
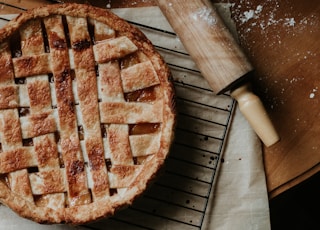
<box><xmin>0</xmin><ymin>3</ymin><xmax>175</xmax><ymax>224</ymax></box>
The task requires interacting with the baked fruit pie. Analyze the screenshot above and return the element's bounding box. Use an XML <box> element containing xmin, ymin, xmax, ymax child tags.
<box><xmin>0</xmin><ymin>3</ymin><xmax>175</xmax><ymax>224</ymax></box>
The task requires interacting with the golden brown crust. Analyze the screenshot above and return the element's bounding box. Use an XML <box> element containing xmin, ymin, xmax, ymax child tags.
<box><xmin>0</xmin><ymin>3</ymin><xmax>176</xmax><ymax>225</ymax></box>
<box><xmin>13</xmin><ymin>54</ymin><xmax>51</xmax><ymax>77</ymax></box>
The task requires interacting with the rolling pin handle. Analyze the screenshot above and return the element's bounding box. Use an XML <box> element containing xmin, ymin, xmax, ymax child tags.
<box><xmin>231</xmin><ymin>83</ymin><xmax>280</xmax><ymax>147</ymax></box>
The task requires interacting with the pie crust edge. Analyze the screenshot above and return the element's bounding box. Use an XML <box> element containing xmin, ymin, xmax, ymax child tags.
<box><xmin>0</xmin><ymin>3</ymin><xmax>176</xmax><ymax>224</ymax></box>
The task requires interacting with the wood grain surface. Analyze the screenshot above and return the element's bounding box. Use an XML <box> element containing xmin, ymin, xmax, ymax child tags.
<box><xmin>229</xmin><ymin>0</ymin><xmax>320</xmax><ymax>198</ymax></box>
<box><xmin>0</xmin><ymin>0</ymin><xmax>319</xmax><ymax>198</ymax></box>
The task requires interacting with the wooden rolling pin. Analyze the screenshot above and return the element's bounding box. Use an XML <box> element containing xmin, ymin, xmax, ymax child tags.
<box><xmin>156</xmin><ymin>0</ymin><xmax>279</xmax><ymax>147</ymax></box>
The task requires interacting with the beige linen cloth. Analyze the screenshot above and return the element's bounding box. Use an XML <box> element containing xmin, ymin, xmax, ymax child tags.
<box><xmin>0</xmin><ymin>4</ymin><xmax>270</xmax><ymax>230</ymax></box>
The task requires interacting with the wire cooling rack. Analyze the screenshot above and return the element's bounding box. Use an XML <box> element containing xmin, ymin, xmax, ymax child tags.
<box><xmin>0</xmin><ymin>3</ymin><xmax>235</xmax><ymax>229</ymax></box>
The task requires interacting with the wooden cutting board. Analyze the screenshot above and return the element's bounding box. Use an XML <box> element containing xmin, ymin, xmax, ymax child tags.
<box><xmin>1</xmin><ymin>0</ymin><xmax>319</xmax><ymax>198</ymax></box>
<box><xmin>228</xmin><ymin>0</ymin><xmax>320</xmax><ymax>198</ymax></box>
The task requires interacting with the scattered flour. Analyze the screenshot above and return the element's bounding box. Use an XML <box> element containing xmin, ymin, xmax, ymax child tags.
<box><xmin>241</xmin><ymin>9</ymin><xmax>254</xmax><ymax>23</ymax></box>
<box><xmin>106</xmin><ymin>0</ymin><xmax>111</xmax><ymax>8</ymax></box>
<box><xmin>239</xmin><ymin>5</ymin><xmax>264</xmax><ymax>23</ymax></box>
<box><xmin>284</xmin><ymin>17</ymin><xmax>296</xmax><ymax>26</ymax></box>
<box><xmin>191</xmin><ymin>7</ymin><xmax>217</xmax><ymax>26</ymax></box>
<box><xmin>232</xmin><ymin>0</ymin><xmax>318</xmax><ymax>31</ymax></box>
<box><xmin>309</xmin><ymin>88</ymin><xmax>318</xmax><ymax>99</ymax></box>
<box><xmin>310</xmin><ymin>93</ymin><xmax>315</xmax><ymax>99</ymax></box>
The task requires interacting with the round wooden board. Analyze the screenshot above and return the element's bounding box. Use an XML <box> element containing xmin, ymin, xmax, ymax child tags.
<box><xmin>228</xmin><ymin>0</ymin><xmax>320</xmax><ymax>197</ymax></box>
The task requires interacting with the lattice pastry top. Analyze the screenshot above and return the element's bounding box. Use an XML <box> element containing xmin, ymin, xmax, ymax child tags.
<box><xmin>0</xmin><ymin>3</ymin><xmax>175</xmax><ymax>224</ymax></box>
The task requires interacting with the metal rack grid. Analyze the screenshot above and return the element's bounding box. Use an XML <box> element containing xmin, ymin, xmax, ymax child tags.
<box><xmin>0</xmin><ymin>3</ymin><xmax>235</xmax><ymax>229</ymax></box>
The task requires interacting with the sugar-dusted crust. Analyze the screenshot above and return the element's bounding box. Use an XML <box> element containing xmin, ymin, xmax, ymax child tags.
<box><xmin>0</xmin><ymin>3</ymin><xmax>175</xmax><ymax>224</ymax></box>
